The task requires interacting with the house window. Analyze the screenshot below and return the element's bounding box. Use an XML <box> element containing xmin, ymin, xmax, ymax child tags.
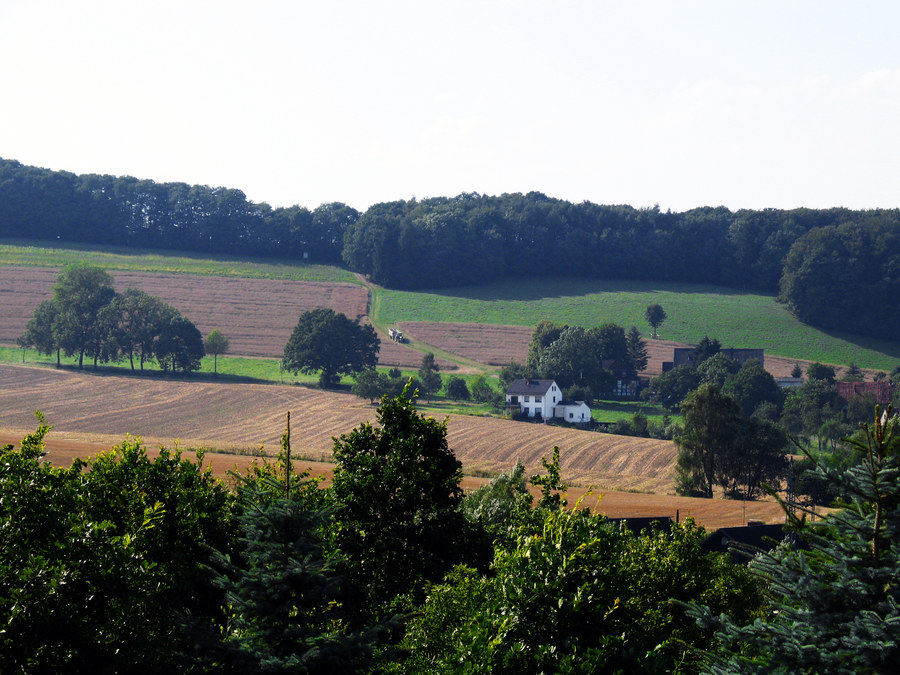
<box><xmin>569</xmin><ymin>412</ymin><xmax>574</xmax><ymax>419</ymax></box>
<box><xmin>552</xmin><ymin>385</ymin><xmax>557</xmax><ymax>391</ymax></box>
<box><xmin>524</xmin><ymin>396</ymin><xmax>530</xmax><ymax>402</ymax></box>
<box><xmin>553</xmin><ymin>396</ymin><xmax>557</xmax><ymax>403</ymax></box>
<box><xmin>535</xmin><ymin>396</ymin><xmax>542</xmax><ymax>403</ymax></box>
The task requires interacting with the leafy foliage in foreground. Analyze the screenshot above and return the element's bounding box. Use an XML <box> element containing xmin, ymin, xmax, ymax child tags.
<box><xmin>0</xmin><ymin>417</ymin><xmax>232</xmax><ymax>673</ymax></box>
<box><xmin>330</xmin><ymin>385</ymin><xmax>469</xmax><ymax>621</ymax></box>
<box><xmin>403</xmin><ymin>506</ymin><xmax>761</xmax><ymax>674</ymax></box>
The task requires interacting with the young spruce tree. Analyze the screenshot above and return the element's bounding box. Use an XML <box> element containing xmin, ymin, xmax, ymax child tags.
<box><xmin>685</xmin><ymin>406</ymin><xmax>900</xmax><ymax>673</ymax></box>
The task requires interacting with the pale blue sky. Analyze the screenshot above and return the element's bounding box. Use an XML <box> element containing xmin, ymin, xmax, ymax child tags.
<box><xmin>2</xmin><ymin>1</ymin><xmax>898</xmax><ymax>212</ymax></box>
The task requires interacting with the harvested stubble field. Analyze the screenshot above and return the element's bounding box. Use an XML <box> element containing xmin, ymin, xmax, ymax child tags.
<box><xmin>0</xmin><ymin>364</ymin><xmax>788</xmax><ymax>528</ymax></box>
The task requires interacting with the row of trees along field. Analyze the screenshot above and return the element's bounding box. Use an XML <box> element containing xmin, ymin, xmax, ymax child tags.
<box><xmin>3</xmin><ymin>158</ymin><xmax>900</xmax><ymax>339</ymax></box>
<box><xmin>17</xmin><ymin>263</ymin><xmax>206</xmax><ymax>372</ymax></box>
<box><xmin>2</xmin><ymin>395</ymin><xmax>897</xmax><ymax>672</ymax></box>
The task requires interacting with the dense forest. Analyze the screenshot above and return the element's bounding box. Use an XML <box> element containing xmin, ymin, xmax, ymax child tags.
<box><xmin>3</xmin><ymin>158</ymin><xmax>899</xmax><ymax>339</ymax></box>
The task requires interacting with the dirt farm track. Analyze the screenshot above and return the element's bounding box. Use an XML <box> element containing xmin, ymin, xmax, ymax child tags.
<box><xmin>0</xmin><ymin>364</ymin><xmax>787</xmax><ymax>529</ymax></box>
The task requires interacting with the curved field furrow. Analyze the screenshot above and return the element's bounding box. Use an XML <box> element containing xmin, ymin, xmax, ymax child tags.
<box><xmin>0</xmin><ymin>364</ymin><xmax>676</xmax><ymax>491</ymax></box>
<box><xmin>0</xmin><ymin>365</ymin><xmax>376</xmax><ymax>457</ymax></box>
<box><xmin>443</xmin><ymin>415</ymin><xmax>676</xmax><ymax>492</ymax></box>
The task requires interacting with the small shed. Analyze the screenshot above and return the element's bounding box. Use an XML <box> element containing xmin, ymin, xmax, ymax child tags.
<box><xmin>554</xmin><ymin>400</ymin><xmax>591</xmax><ymax>423</ymax></box>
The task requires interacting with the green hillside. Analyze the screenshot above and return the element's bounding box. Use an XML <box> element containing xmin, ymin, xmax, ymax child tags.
<box><xmin>3</xmin><ymin>241</ymin><xmax>898</xmax><ymax>372</ymax></box>
<box><xmin>375</xmin><ymin>278</ymin><xmax>900</xmax><ymax>371</ymax></box>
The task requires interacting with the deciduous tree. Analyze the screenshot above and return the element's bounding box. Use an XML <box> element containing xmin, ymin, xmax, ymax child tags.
<box><xmin>203</xmin><ymin>329</ymin><xmax>230</xmax><ymax>375</ymax></box>
<box><xmin>52</xmin><ymin>263</ymin><xmax>116</xmax><ymax>368</ymax></box>
<box><xmin>155</xmin><ymin>313</ymin><xmax>205</xmax><ymax>374</ymax></box>
<box><xmin>282</xmin><ymin>308</ymin><xmax>379</xmax><ymax>388</ymax></box>
<box><xmin>17</xmin><ymin>298</ymin><xmax>61</xmax><ymax>365</ymax></box>
<box><xmin>470</xmin><ymin>375</ymin><xmax>497</xmax><ymax>404</ymax></box>
<box><xmin>675</xmin><ymin>383</ymin><xmax>741</xmax><ymax>497</ymax></box>
<box><xmin>351</xmin><ymin>369</ymin><xmax>391</xmax><ymax>404</ymax></box>
<box><xmin>445</xmin><ymin>376</ymin><xmax>470</xmax><ymax>400</ymax></box>
<box><xmin>645</xmin><ymin>303</ymin><xmax>667</xmax><ymax>339</ymax></box>
<box><xmin>101</xmin><ymin>288</ymin><xmax>175</xmax><ymax>370</ymax></box>
<box><xmin>329</xmin><ymin>388</ymin><xmax>466</xmax><ymax>620</ymax></box>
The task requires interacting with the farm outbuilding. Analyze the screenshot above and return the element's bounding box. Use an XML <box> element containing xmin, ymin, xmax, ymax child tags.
<box><xmin>554</xmin><ymin>400</ymin><xmax>591</xmax><ymax>423</ymax></box>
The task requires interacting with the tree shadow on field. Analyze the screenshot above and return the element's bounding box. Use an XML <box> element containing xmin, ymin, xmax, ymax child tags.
<box><xmin>815</xmin><ymin>326</ymin><xmax>900</xmax><ymax>363</ymax></box>
<box><xmin>425</xmin><ymin>276</ymin><xmax>751</xmax><ymax>303</ymax></box>
<box><xmin>49</xmin><ymin>363</ymin><xmax>274</xmax><ymax>385</ymax></box>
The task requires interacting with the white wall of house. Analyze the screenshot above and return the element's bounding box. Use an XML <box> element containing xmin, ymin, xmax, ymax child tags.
<box><xmin>505</xmin><ymin>381</ymin><xmax>561</xmax><ymax>418</ymax></box>
<box><xmin>554</xmin><ymin>402</ymin><xmax>591</xmax><ymax>423</ymax></box>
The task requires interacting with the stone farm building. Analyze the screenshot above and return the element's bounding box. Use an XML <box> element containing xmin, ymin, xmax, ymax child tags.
<box><xmin>836</xmin><ymin>381</ymin><xmax>896</xmax><ymax>406</ymax></box>
<box><xmin>663</xmin><ymin>347</ymin><xmax>765</xmax><ymax>372</ymax></box>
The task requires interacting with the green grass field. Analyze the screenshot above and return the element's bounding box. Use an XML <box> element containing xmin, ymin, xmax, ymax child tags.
<box><xmin>374</xmin><ymin>278</ymin><xmax>900</xmax><ymax>371</ymax></box>
<box><xmin>0</xmin><ymin>239</ymin><xmax>358</xmax><ymax>283</ymax></box>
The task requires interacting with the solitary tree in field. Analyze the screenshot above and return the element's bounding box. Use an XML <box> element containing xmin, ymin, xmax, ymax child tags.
<box><xmin>203</xmin><ymin>329</ymin><xmax>230</xmax><ymax>375</ymax></box>
<box><xmin>645</xmin><ymin>303</ymin><xmax>667</xmax><ymax>339</ymax></box>
<box><xmin>282</xmin><ymin>308</ymin><xmax>379</xmax><ymax>388</ymax></box>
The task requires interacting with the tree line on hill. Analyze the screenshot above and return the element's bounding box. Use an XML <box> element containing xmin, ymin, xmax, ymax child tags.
<box><xmin>2</xmin><ymin>392</ymin><xmax>897</xmax><ymax>672</ymax></box>
<box><xmin>2</xmin><ymin>158</ymin><xmax>900</xmax><ymax>339</ymax></box>
<box><xmin>17</xmin><ymin>263</ymin><xmax>206</xmax><ymax>373</ymax></box>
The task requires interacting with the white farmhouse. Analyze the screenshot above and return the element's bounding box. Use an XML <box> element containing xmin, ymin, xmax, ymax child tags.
<box><xmin>504</xmin><ymin>379</ymin><xmax>561</xmax><ymax>419</ymax></box>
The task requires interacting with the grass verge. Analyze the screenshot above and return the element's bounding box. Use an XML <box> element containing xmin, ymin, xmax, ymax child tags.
<box><xmin>0</xmin><ymin>239</ymin><xmax>358</xmax><ymax>283</ymax></box>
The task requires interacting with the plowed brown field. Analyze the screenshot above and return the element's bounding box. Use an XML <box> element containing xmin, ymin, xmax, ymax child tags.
<box><xmin>0</xmin><ymin>364</ymin><xmax>788</xmax><ymax>528</ymax></box>
<box><xmin>0</xmin><ymin>266</ymin><xmax>368</xmax><ymax>358</ymax></box>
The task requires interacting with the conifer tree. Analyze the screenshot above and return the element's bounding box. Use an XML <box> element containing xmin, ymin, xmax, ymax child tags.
<box><xmin>685</xmin><ymin>406</ymin><xmax>900</xmax><ymax>673</ymax></box>
<box><xmin>626</xmin><ymin>325</ymin><xmax>649</xmax><ymax>372</ymax></box>
<box><xmin>195</xmin><ymin>417</ymin><xmax>381</xmax><ymax>672</ymax></box>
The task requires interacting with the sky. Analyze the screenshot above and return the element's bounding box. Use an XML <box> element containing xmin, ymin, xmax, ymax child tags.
<box><xmin>2</xmin><ymin>1</ymin><xmax>899</xmax><ymax>213</ymax></box>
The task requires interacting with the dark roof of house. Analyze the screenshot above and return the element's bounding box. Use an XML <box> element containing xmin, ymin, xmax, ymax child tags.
<box><xmin>700</xmin><ymin>523</ymin><xmax>802</xmax><ymax>564</ymax></box>
<box><xmin>505</xmin><ymin>379</ymin><xmax>557</xmax><ymax>396</ymax></box>
<box><xmin>556</xmin><ymin>400</ymin><xmax>589</xmax><ymax>408</ymax></box>
<box><xmin>605</xmin><ymin>516</ymin><xmax>674</xmax><ymax>534</ymax></box>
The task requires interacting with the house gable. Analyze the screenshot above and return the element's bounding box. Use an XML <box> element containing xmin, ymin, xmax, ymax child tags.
<box><xmin>505</xmin><ymin>379</ymin><xmax>561</xmax><ymax>418</ymax></box>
